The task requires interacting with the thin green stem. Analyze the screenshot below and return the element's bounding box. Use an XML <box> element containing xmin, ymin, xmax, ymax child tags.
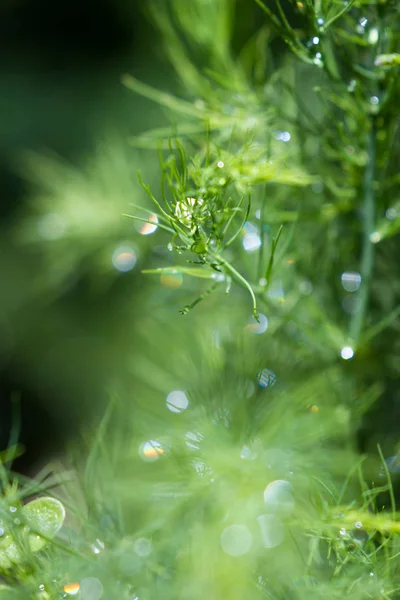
<box><xmin>257</xmin><ymin>187</ymin><xmax>268</xmax><ymax>281</ymax></box>
<box><xmin>324</xmin><ymin>0</ymin><xmax>357</xmax><ymax>30</ymax></box>
<box><xmin>377</xmin><ymin>443</ymin><xmax>396</xmax><ymax>519</ymax></box>
<box><xmin>254</xmin><ymin>0</ymin><xmax>283</xmax><ymax>32</ymax></box>
<box><xmin>128</xmin><ymin>202</ymin><xmax>171</xmax><ymax>224</ymax></box>
<box><xmin>362</xmin><ymin>305</ymin><xmax>400</xmax><ymax>345</ymax></box>
<box><xmin>222</xmin><ymin>192</ymin><xmax>245</xmax><ymax>237</ymax></box>
<box><xmin>349</xmin><ymin>121</ymin><xmax>376</xmax><ymax>347</ymax></box>
<box><xmin>212</xmin><ymin>253</ymin><xmax>258</xmax><ymax>320</ymax></box>
<box><xmin>179</xmin><ymin>282</ymin><xmax>219</xmax><ymax>315</ymax></box>
<box><xmin>123</xmin><ymin>214</ymin><xmax>175</xmax><ymax>234</ymax></box>
<box><xmin>264</xmin><ymin>224</ymin><xmax>284</xmax><ymax>288</ymax></box>
<box><xmin>254</xmin><ymin>0</ymin><xmax>314</xmax><ymax>64</ymax></box>
<box><xmin>225</xmin><ymin>195</ymin><xmax>251</xmax><ymax>247</ymax></box>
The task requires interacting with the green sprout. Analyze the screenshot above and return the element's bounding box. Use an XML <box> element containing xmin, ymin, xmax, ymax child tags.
<box><xmin>125</xmin><ymin>138</ymin><xmax>262</xmax><ymax>319</ymax></box>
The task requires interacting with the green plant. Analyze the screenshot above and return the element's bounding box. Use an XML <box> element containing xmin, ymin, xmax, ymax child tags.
<box><xmin>3</xmin><ymin>0</ymin><xmax>400</xmax><ymax>598</ymax></box>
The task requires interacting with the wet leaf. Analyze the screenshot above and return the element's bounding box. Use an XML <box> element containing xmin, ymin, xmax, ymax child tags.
<box><xmin>0</xmin><ymin>498</ymin><xmax>65</xmax><ymax>571</ymax></box>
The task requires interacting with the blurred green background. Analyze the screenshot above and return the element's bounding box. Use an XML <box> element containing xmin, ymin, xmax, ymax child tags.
<box><xmin>0</xmin><ymin>0</ymin><xmax>265</xmax><ymax>472</ymax></box>
<box><xmin>0</xmin><ymin>0</ymin><xmax>399</xmax><ymax>489</ymax></box>
<box><xmin>0</xmin><ymin>0</ymin><xmax>168</xmax><ymax>471</ymax></box>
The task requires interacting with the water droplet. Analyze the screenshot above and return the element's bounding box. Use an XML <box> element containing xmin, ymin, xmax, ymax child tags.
<box><xmin>160</xmin><ymin>269</ymin><xmax>183</xmax><ymax>289</ymax></box>
<box><xmin>243</xmin><ymin>233</ymin><xmax>261</xmax><ymax>252</ymax></box>
<box><xmin>340</xmin><ymin>528</ymin><xmax>346</xmax><ymax>535</ymax></box>
<box><xmin>386</xmin><ymin>207</ymin><xmax>397</xmax><ymax>220</ymax></box>
<box><xmin>0</xmin><ymin>528</ymin><xmax>4</xmax><ymax>537</ymax></box>
<box><xmin>217</xmin><ymin>161</ymin><xmax>224</xmax><ymax>168</ymax></box>
<box><xmin>220</xmin><ymin>524</ymin><xmax>253</xmax><ymax>556</ymax></box>
<box><xmin>64</xmin><ymin>583</ymin><xmax>80</xmax><ymax>596</ymax></box>
<box><xmin>90</xmin><ymin>538</ymin><xmax>105</xmax><ymax>554</ymax></box>
<box><xmin>317</xmin><ymin>18</ymin><xmax>324</xmax><ymax>26</ymax></box>
<box><xmin>242</xmin><ymin>224</ymin><xmax>261</xmax><ymax>252</ymax></box>
<box><xmin>263</xmin><ymin>480</ymin><xmax>295</xmax><ymax>517</ymax></box>
<box><xmin>112</xmin><ymin>245</ymin><xmax>137</xmax><ymax>272</ymax></box>
<box><xmin>347</xmin><ymin>79</ymin><xmax>357</xmax><ymax>92</ymax></box>
<box><xmin>13</xmin><ymin>518</ymin><xmax>21</xmax><ymax>526</ymax></box>
<box><xmin>355</xmin><ymin>521</ymin><xmax>362</xmax><ymax>529</ymax></box>
<box><xmin>370</xmin><ymin>96</ymin><xmax>379</xmax><ymax>105</ymax></box>
<box><xmin>313</xmin><ymin>55</ymin><xmax>323</xmax><ymax>67</ymax></box>
<box><xmin>137</xmin><ymin>213</ymin><xmax>158</xmax><ymax>235</ymax></box>
<box><xmin>166</xmin><ymin>390</ymin><xmax>189</xmax><ymax>413</ymax></box>
<box><xmin>340</xmin><ymin>346</ymin><xmax>354</xmax><ymax>360</ymax></box>
<box><xmin>192</xmin><ymin>459</ymin><xmax>213</xmax><ymax>478</ymax></box>
<box><xmin>39</xmin><ymin>584</ymin><xmax>45</xmax><ymax>591</ymax></box>
<box><xmin>211</xmin><ymin>272</ymin><xmax>225</xmax><ymax>282</ymax></box>
<box><xmin>134</xmin><ymin>537</ymin><xmax>152</xmax><ymax>557</ymax></box>
<box><xmin>274</xmin><ymin>131</ymin><xmax>291</xmax><ymax>142</ymax></box>
<box><xmin>312</xmin><ymin>36</ymin><xmax>320</xmax><ymax>45</ymax></box>
<box><xmin>139</xmin><ymin>440</ymin><xmax>164</xmax><ymax>462</ymax></box>
<box><xmin>257</xmin><ymin>369</ymin><xmax>277</xmax><ymax>388</ymax></box>
<box><xmin>315</xmin><ymin>52</ymin><xmax>322</xmax><ymax>59</ymax></box>
<box><xmin>9</xmin><ymin>506</ymin><xmax>17</xmax><ymax>513</ymax></box>
<box><xmin>240</xmin><ymin>445</ymin><xmax>257</xmax><ymax>460</ymax></box>
<box><xmin>341</xmin><ymin>271</ymin><xmax>361</xmax><ymax>292</ymax></box>
<box><xmin>244</xmin><ymin>313</ymin><xmax>268</xmax><ymax>334</ymax></box>
<box><xmin>356</xmin><ymin>17</ymin><xmax>367</xmax><ymax>34</ymax></box>
<box><xmin>369</xmin><ymin>572</ymin><xmax>375</xmax><ymax>577</ymax></box>
<box><xmin>167</xmin><ymin>242</ymin><xmax>173</xmax><ymax>251</ymax></box>
<box><xmin>370</xmin><ymin>231</ymin><xmax>382</xmax><ymax>243</ymax></box>
<box><xmin>80</xmin><ymin>577</ymin><xmax>104</xmax><ymax>600</ymax></box>
<box><xmin>368</xmin><ymin>27</ymin><xmax>379</xmax><ymax>45</ymax></box>
<box><xmin>185</xmin><ymin>431</ymin><xmax>203</xmax><ymax>450</ymax></box>
<box><xmin>259</xmin><ymin>277</ymin><xmax>267</xmax><ymax>287</ymax></box>
<box><xmin>257</xmin><ymin>514</ymin><xmax>284</xmax><ymax>548</ymax></box>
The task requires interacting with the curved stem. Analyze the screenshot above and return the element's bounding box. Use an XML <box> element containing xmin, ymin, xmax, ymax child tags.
<box><xmin>212</xmin><ymin>253</ymin><xmax>259</xmax><ymax>320</ymax></box>
<box><xmin>349</xmin><ymin>121</ymin><xmax>376</xmax><ymax>347</ymax></box>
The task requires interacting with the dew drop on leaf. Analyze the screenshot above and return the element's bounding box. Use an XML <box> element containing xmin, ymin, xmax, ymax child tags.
<box><xmin>257</xmin><ymin>369</ymin><xmax>277</xmax><ymax>388</ymax></box>
<box><xmin>263</xmin><ymin>480</ymin><xmax>295</xmax><ymax>517</ymax></box>
<box><xmin>166</xmin><ymin>390</ymin><xmax>189</xmax><ymax>413</ymax></box>
<box><xmin>80</xmin><ymin>577</ymin><xmax>104</xmax><ymax>600</ymax></box>
<box><xmin>220</xmin><ymin>524</ymin><xmax>253</xmax><ymax>556</ymax></box>
<box><xmin>257</xmin><ymin>514</ymin><xmax>284</xmax><ymax>548</ymax></box>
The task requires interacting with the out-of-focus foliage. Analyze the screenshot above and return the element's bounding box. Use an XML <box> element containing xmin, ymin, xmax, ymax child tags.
<box><xmin>1</xmin><ymin>0</ymin><xmax>400</xmax><ymax>598</ymax></box>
